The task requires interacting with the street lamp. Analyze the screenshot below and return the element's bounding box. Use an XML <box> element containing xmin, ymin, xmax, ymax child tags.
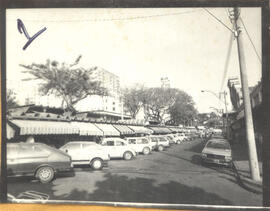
<box><xmin>201</xmin><ymin>90</ymin><xmax>229</xmax><ymax>137</ymax></box>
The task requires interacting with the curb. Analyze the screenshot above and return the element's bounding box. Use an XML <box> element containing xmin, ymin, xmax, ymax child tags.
<box><xmin>232</xmin><ymin>161</ymin><xmax>262</xmax><ymax>194</ymax></box>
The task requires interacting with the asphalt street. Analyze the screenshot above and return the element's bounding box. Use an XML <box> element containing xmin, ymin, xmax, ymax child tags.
<box><xmin>7</xmin><ymin>138</ymin><xmax>262</xmax><ymax>206</ymax></box>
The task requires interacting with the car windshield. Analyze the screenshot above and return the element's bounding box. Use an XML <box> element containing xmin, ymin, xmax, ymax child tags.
<box><xmin>206</xmin><ymin>141</ymin><xmax>230</xmax><ymax>150</ymax></box>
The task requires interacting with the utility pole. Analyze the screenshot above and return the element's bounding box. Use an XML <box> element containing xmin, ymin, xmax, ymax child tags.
<box><xmin>229</xmin><ymin>7</ymin><xmax>260</xmax><ymax>181</ymax></box>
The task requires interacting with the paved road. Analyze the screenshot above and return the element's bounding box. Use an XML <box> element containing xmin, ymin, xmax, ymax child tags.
<box><xmin>7</xmin><ymin>138</ymin><xmax>262</xmax><ymax>206</ymax></box>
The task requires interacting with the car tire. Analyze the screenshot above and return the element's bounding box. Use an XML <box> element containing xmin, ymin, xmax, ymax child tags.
<box><xmin>123</xmin><ymin>151</ymin><xmax>133</xmax><ymax>160</ymax></box>
<box><xmin>157</xmin><ymin>145</ymin><xmax>164</xmax><ymax>151</ymax></box>
<box><xmin>142</xmin><ymin>147</ymin><xmax>150</xmax><ymax>155</ymax></box>
<box><xmin>91</xmin><ymin>158</ymin><xmax>103</xmax><ymax>170</ymax></box>
<box><xmin>36</xmin><ymin>166</ymin><xmax>54</xmax><ymax>183</ymax></box>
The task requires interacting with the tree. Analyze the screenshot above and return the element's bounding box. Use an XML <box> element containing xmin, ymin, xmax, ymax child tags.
<box><xmin>20</xmin><ymin>56</ymin><xmax>108</xmax><ymax>112</ymax></box>
<box><xmin>122</xmin><ymin>84</ymin><xmax>146</xmax><ymax>119</ymax></box>
<box><xmin>6</xmin><ymin>89</ymin><xmax>19</xmax><ymax>110</ymax></box>
<box><xmin>142</xmin><ymin>87</ymin><xmax>180</xmax><ymax>123</ymax></box>
<box><xmin>167</xmin><ymin>91</ymin><xmax>198</xmax><ymax>125</ymax></box>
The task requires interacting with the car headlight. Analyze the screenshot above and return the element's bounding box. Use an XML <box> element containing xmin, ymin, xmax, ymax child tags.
<box><xmin>201</xmin><ymin>153</ymin><xmax>207</xmax><ymax>158</ymax></box>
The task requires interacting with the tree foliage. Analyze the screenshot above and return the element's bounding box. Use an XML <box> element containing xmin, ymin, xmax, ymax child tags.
<box><xmin>6</xmin><ymin>89</ymin><xmax>19</xmax><ymax>110</ymax></box>
<box><xmin>20</xmin><ymin>56</ymin><xmax>108</xmax><ymax>112</ymax></box>
<box><xmin>122</xmin><ymin>84</ymin><xmax>146</xmax><ymax>119</ymax></box>
<box><xmin>123</xmin><ymin>86</ymin><xmax>198</xmax><ymax>125</ymax></box>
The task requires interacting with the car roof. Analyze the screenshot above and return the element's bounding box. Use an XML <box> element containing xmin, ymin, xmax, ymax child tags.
<box><xmin>65</xmin><ymin>141</ymin><xmax>97</xmax><ymax>144</ymax></box>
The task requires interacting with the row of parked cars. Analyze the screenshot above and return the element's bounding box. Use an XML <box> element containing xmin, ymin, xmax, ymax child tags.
<box><xmin>7</xmin><ymin>132</ymin><xmax>192</xmax><ymax>184</ymax></box>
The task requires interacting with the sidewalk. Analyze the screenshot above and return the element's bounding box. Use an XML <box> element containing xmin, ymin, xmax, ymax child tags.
<box><xmin>231</xmin><ymin>140</ymin><xmax>263</xmax><ymax>194</ymax></box>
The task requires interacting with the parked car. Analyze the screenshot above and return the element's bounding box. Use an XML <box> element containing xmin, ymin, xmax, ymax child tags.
<box><xmin>100</xmin><ymin>138</ymin><xmax>137</xmax><ymax>160</ymax></box>
<box><xmin>175</xmin><ymin>133</ymin><xmax>187</xmax><ymax>143</ymax></box>
<box><xmin>164</xmin><ymin>134</ymin><xmax>176</xmax><ymax>144</ymax></box>
<box><xmin>201</xmin><ymin>139</ymin><xmax>232</xmax><ymax>166</ymax></box>
<box><xmin>7</xmin><ymin>142</ymin><xmax>72</xmax><ymax>183</ymax></box>
<box><xmin>148</xmin><ymin>135</ymin><xmax>170</xmax><ymax>151</ymax></box>
<box><xmin>124</xmin><ymin>137</ymin><xmax>153</xmax><ymax>155</ymax></box>
<box><xmin>59</xmin><ymin>142</ymin><xmax>110</xmax><ymax>170</ymax></box>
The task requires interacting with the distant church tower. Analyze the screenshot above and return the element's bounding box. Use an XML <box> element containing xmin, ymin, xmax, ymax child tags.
<box><xmin>161</xmin><ymin>77</ymin><xmax>170</xmax><ymax>88</ymax></box>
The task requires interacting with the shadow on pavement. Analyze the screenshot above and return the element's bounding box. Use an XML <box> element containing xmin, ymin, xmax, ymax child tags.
<box><xmin>54</xmin><ymin>173</ymin><xmax>233</xmax><ymax>205</ymax></box>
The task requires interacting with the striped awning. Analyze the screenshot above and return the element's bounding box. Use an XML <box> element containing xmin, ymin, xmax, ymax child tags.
<box><xmin>112</xmin><ymin>124</ymin><xmax>135</xmax><ymax>135</ymax></box>
<box><xmin>71</xmin><ymin>122</ymin><xmax>103</xmax><ymax>136</ymax></box>
<box><xmin>7</xmin><ymin>123</ymin><xmax>15</xmax><ymax>139</ymax></box>
<box><xmin>128</xmin><ymin>125</ymin><xmax>153</xmax><ymax>134</ymax></box>
<box><xmin>10</xmin><ymin>119</ymin><xmax>79</xmax><ymax>135</ymax></box>
<box><xmin>95</xmin><ymin>123</ymin><xmax>120</xmax><ymax>136</ymax></box>
<box><xmin>147</xmin><ymin>126</ymin><xmax>172</xmax><ymax>134</ymax></box>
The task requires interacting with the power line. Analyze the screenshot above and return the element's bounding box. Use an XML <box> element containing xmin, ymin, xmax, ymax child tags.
<box><xmin>240</xmin><ymin>17</ymin><xmax>262</xmax><ymax>64</ymax></box>
<box><xmin>220</xmin><ymin>32</ymin><xmax>234</xmax><ymax>92</ymax></box>
<box><xmin>10</xmin><ymin>9</ymin><xmax>200</xmax><ymax>23</ymax></box>
<box><xmin>203</xmin><ymin>8</ymin><xmax>234</xmax><ymax>33</ymax></box>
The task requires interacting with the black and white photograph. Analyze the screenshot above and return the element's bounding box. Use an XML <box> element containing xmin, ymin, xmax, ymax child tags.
<box><xmin>1</xmin><ymin>1</ymin><xmax>269</xmax><ymax>209</ymax></box>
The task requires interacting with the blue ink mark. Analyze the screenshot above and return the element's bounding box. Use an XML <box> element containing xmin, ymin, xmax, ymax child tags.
<box><xmin>17</xmin><ymin>19</ymin><xmax>47</xmax><ymax>50</ymax></box>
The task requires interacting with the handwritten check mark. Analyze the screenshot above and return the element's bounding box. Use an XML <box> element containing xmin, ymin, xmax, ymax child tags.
<box><xmin>17</xmin><ymin>19</ymin><xmax>47</xmax><ymax>50</ymax></box>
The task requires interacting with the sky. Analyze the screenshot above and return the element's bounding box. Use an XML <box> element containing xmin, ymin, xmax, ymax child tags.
<box><xmin>6</xmin><ymin>8</ymin><xmax>262</xmax><ymax>113</ymax></box>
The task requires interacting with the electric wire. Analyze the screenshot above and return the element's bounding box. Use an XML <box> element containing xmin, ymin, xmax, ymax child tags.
<box><xmin>203</xmin><ymin>8</ymin><xmax>234</xmax><ymax>33</ymax></box>
<box><xmin>240</xmin><ymin>17</ymin><xmax>262</xmax><ymax>64</ymax></box>
<box><xmin>10</xmin><ymin>9</ymin><xmax>200</xmax><ymax>23</ymax></box>
<box><xmin>220</xmin><ymin>32</ymin><xmax>234</xmax><ymax>92</ymax></box>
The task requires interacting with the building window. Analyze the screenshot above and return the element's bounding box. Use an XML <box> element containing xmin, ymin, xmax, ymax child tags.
<box><xmin>113</xmin><ymin>107</ymin><xmax>115</xmax><ymax>111</ymax></box>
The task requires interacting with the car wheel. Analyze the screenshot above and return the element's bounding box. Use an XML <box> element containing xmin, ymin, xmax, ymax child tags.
<box><xmin>91</xmin><ymin>158</ymin><xmax>103</xmax><ymax>170</ymax></box>
<box><xmin>36</xmin><ymin>166</ymin><xmax>54</xmax><ymax>183</ymax></box>
<box><xmin>123</xmin><ymin>151</ymin><xmax>133</xmax><ymax>160</ymax></box>
<box><xmin>158</xmin><ymin>145</ymin><xmax>164</xmax><ymax>151</ymax></box>
<box><xmin>142</xmin><ymin>147</ymin><xmax>150</xmax><ymax>155</ymax></box>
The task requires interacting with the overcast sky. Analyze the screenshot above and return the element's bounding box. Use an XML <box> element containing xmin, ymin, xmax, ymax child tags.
<box><xmin>6</xmin><ymin>8</ymin><xmax>262</xmax><ymax>113</ymax></box>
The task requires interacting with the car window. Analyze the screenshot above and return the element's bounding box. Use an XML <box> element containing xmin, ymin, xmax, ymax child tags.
<box><xmin>33</xmin><ymin>145</ymin><xmax>50</xmax><ymax>156</ymax></box>
<box><xmin>141</xmin><ymin>138</ymin><xmax>149</xmax><ymax>144</ymax></box>
<box><xmin>166</xmin><ymin>136</ymin><xmax>173</xmax><ymax>140</ymax></box>
<box><xmin>150</xmin><ymin>137</ymin><xmax>158</xmax><ymax>142</ymax></box>
<box><xmin>65</xmin><ymin>143</ymin><xmax>81</xmax><ymax>150</ymax></box>
<box><xmin>106</xmin><ymin>141</ymin><xmax>115</xmax><ymax>146</ymax></box>
<box><xmin>128</xmin><ymin>139</ymin><xmax>136</xmax><ymax>144</ymax></box>
<box><xmin>159</xmin><ymin>137</ymin><xmax>167</xmax><ymax>142</ymax></box>
<box><xmin>115</xmin><ymin>141</ymin><xmax>125</xmax><ymax>146</ymax></box>
<box><xmin>206</xmin><ymin>141</ymin><xmax>230</xmax><ymax>150</ymax></box>
<box><xmin>82</xmin><ymin>143</ymin><xmax>97</xmax><ymax>148</ymax></box>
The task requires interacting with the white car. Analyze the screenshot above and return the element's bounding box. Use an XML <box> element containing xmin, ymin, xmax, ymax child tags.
<box><xmin>176</xmin><ymin>133</ymin><xmax>187</xmax><ymax>143</ymax></box>
<box><xmin>59</xmin><ymin>142</ymin><xmax>110</xmax><ymax>170</ymax></box>
<box><xmin>201</xmin><ymin>139</ymin><xmax>232</xmax><ymax>166</ymax></box>
<box><xmin>100</xmin><ymin>138</ymin><xmax>137</xmax><ymax>160</ymax></box>
<box><xmin>124</xmin><ymin>137</ymin><xmax>153</xmax><ymax>155</ymax></box>
<box><xmin>148</xmin><ymin>135</ymin><xmax>170</xmax><ymax>151</ymax></box>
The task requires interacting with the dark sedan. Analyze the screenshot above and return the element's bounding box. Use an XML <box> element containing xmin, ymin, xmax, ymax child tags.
<box><xmin>7</xmin><ymin>142</ymin><xmax>73</xmax><ymax>183</ymax></box>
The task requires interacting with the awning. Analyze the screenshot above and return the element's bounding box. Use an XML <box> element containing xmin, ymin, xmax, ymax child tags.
<box><xmin>7</xmin><ymin>123</ymin><xmax>15</xmax><ymax>139</ymax></box>
<box><xmin>95</xmin><ymin>123</ymin><xmax>120</xmax><ymax>136</ymax></box>
<box><xmin>71</xmin><ymin>122</ymin><xmax>103</xmax><ymax>136</ymax></box>
<box><xmin>128</xmin><ymin>125</ymin><xmax>153</xmax><ymax>134</ymax></box>
<box><xmin>170</xmin><ymin>127</ymin><xmax>183</xmax><ymax>132</ymax></box>
<box><xmin>10</xmin><ymin>119</ymin><xmax>79</xmax><ymax>135</ymax></box>
<box><xmin>113</xmin><ymin>124</ymin><xmax>135</xmax><ymax>135</ymax></box>
<box><xmin>147</xmin><ymin>126</ymin><xmax>172</xmax><ymax>134</ymax></box>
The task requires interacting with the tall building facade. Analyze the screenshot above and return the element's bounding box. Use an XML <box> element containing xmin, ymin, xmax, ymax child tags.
<box><xmin>75</xmin><ymin>67</ymin><xmax>121</xmax><ymax>113</ymax></box>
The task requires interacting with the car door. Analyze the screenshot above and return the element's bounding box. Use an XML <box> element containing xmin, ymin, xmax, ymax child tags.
<box><xmin>6</xmin><ymin>144</ymin><xmax>19</xmax><ymax>176</ymax></box>
<box><xmin>63</xmin><ymin>143</ymin><xmax>82</xmax><ymax>162</ymax></box>
<box><xmin>17</xmin><ymin>144</ymin><xmax>50</xmax><ymax>175</ymax></box>
<box><xmin>115</xmin><ymin>140</ymin><xmax>127</xmax><ymax>157</ymax></box>
<box><xmin>103</xmin><ymin>140</ymin><xmax>117</xmax><ymax>158</ymax></box>
<box><xmin>127</xmin><ymin>138</ymin><xmax>138</xmax><ymax>152</ymax></box>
